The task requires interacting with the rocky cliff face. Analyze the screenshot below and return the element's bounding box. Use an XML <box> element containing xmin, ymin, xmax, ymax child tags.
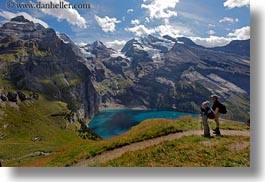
<box><xmin>80</xmin><ymin>35</ymin><xmax>250</xmax><ymax>121</ymax></box>
<box><xmin>0</xmin><ymin>16</ymin><xmax>250</xmax><ymax>122</ymax></box>
<box><xmin>0</xmin><ymin>16</ymin><xmax>99</xmax><ymax>119</ymax></box>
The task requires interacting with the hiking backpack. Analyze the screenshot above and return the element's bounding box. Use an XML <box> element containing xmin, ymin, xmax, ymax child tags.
<box><xmin>219</xmin><ymin>103</ymin><xmax>227</xmax><ymax>114</ymax></box>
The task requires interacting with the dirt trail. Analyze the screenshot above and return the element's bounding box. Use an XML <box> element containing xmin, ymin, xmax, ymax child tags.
<box><xmin>73</xmin><ymin>129</ymin><xmax>250</xmax><ymax>167</ymax></box>
<box><xmin>0</xmin><ymin>151</ymin><xmax>52</xmax><ymax>162</ymax></box>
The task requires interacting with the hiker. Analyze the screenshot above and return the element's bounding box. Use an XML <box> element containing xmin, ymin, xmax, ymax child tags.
<box><xmin>200</xmin><ymin>101</ymin><xmax>214</xmax><ymax>138</ymax></box>
<box><xmin>211</xmin><ymin>94</ymin><xmax>222</xmax><ymax>136</ymax></box>
<box><xmin>246</xmin><ymin>119</ymin><xmax>250</xmax><ymax>126</ymax></box>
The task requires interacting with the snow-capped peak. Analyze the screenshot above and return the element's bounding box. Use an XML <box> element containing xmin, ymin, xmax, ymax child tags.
<box><xmin>121</xmin><ymin>34</ymin><xmax>176</xmax><ymax>62</ymax></box>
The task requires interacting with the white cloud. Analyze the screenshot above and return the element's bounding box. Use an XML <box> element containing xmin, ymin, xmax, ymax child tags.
<box><xmin>125</xmin><ymin>22</ymin><xmax>192</xmax><ymax>38</ymax></box>
<box><xmin>141</xmin><ymin>0</ymin><xmax>179</xmax><ymax>21</ymax></box>
<box><xmin>207</xmin><ymin>30</ymin><xmax>216</xmax><ymax>35</ymax></box>
<box><xmin>38</xmin><ymin>0</ymin><xmax>87</xmax><ymax>28</ymax></box>
<box><xmin>224</xmin><ymin>0</ymin><xmax>249</xmax><ymax>9</ymax></box>
<box><xmin>127</xmin><ymin>9</ymin><xmax>134</xmax><ymax>13</ymax></box>
<box><xmin>125</xmin><ymin>24</ymin><xmax>155</xmax><ymax>37</ymax></box>
<box><xmin>191</xmin><ymin>26</ymin><xmax>250</xmax><ymax>47</ymax></box>
<box><xmin>191</xmin><ymin>36</ymin><xmax>232</xmax><ymax>48</ymax></box>
<box><xmin>178</xmin><ymin>11</ymin><xmax>208</xmax><ymax>23</ymax></box>
<box><xmin>131</xmin><ymin>19</ymin><xmax>140</xmax><ymax>25</ymax></box>
<box><xmin>219</xmin><ymin>17</ymin><xmax>239</xmax><ymax>23</ymax></box>
<box><xmin>208</xmin><ymin>24</ymin><xmax>215</xmax><ymax>27</ymax></box>
<box><xmin>76</xmin><ymin>42</ymin><xmax>87</xmax><ymax>47</ymax></box>
<box><xmin>227</xmin><ymin>26</ymin><xmax>250</xmax><ymax>40</ymax></box>
<box><xmin>95</xmin><ymin>15</ymin><xmax>121</xmax><ymax>33</ymax></box>
<box><xmin>0</xmin><ymin>10</ymin><xmax>48</xmax><ymax>28</ymax></box>
<box><xmin>155</xmin><ymin>24</ymin><xmax>193</xmax><ymax>37</ymax></box>
<box><xmin>105</xmin><ymin>40</ymin><xmax>127</xmax><ymax>51</ymax></box>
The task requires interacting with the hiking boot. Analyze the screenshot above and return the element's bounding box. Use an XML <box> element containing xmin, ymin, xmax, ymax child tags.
<box><xmin>213</xmin><ymin>128</ymin><xmax>221</xmax><ymax>136</ymax></box>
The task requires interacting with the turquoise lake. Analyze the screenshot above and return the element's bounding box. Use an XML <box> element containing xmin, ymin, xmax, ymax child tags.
<box><xmin>89</xmin><ymin>109</ymin><xmax>198</xmax><ymax>139</ymax></box>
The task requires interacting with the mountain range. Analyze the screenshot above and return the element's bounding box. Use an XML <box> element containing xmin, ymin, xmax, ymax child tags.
<box><xmin>0</xmin><ymin>16</ymin><xmax>250</xmax><ymax>122</ymax></box>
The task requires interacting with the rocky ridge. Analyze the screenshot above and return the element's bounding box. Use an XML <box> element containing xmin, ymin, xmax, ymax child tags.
<box><xmin>80</xmin><ymin>35</ymin><xmax>250</xmax><ymax>121</ymax></box>
<box><xmin>0</xmin><ymin>16</ymin><xmax>250</xmax><ymax>121</ymax></box>
<box><xmin>0</xmin><ymin>16</ymin><xmax>99</xmax><ymax>121</ymax></box>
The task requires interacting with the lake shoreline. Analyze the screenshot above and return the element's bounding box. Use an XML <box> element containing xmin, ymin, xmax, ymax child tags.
<box><xmin>89</xmin><ymin>109</ymin><xmax>198</xmax><ymax>139</ymax></box>
<box><xmin>99</xmin><ymin>103</ymin><xmax>149</xmax><ymax>111</ymax></box>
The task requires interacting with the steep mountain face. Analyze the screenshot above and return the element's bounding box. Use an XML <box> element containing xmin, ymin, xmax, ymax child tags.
<box><xmin>0</xmin><ymin>16</ymin><xmax>99</xmax><ymax>119</ymax></box>
<box><xmin>211</xmin><ymin>39</ymin><xmax>250</xmax><ymax>57</ymax></box>
<box><xmin>80</xmin><ymin>41</ymin><xmax>115</xmax><ymax>59</ymax></box>
<box><xmin>82</xmin><ymin>35</ymin><xmax>250</xmax><ymax>121</ymax></box>
<box><xmin>0</xmin><ymin>16</ymin><xmax>249</xmax><ymax>122</ymax></box>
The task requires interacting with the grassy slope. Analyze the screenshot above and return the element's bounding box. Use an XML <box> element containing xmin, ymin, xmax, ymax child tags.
<box><xmin>95</xmin><ymin>135</ymin><xmax>250</xmax><ymax>167</ymax></box>
<box><xmin>0</xmin><ymin>83</ymin><xmax>250</xmax><ymax>167</ymax></box>
<box><xmin>0</xmin><ymin>96</ymin><xmax>83</xmax><ymax>167</ymax></box>
<box><xmin>28</xmin><ymin>116</ymin><xmax>249</xmax><ymax>167</ymax></box>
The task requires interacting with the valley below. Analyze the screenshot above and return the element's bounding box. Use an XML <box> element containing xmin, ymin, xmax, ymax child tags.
<box><xmin>0</xmin><ymin>16</ymin><xmax>250</xmax><ymax>167</ymax></box>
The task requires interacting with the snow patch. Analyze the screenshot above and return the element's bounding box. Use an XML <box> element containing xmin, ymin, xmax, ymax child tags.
<box><xmin>240</xmin><ymin>59</ymin><xmax>250</xmax><ymax>64</ymax></box>
<box><xmin>80</xmin><ymin>47</ymin><xmax>95</xmax><ymax>58</ymax></box>
<box><xmin>131</xmin><ymin>35</ymin><xmax>176</xmax><ymax>62</ymax></box>
<box><xmin>56</xmin><ymin>33</ymin><xmax>70</xmax><ymax>44</ymax></box>
<box><xmin>110</xmin><ymin>51</ymin><xmax>128</xmax><ymax>59</ymax></box>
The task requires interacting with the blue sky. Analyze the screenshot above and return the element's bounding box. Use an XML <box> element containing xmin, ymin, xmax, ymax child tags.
<box><xmin>0</xmin><ymin>0</ymin><xmax>250</xmax><ymax>49</ymax></box>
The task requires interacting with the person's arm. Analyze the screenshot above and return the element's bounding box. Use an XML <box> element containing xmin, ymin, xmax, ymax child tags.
<box><xmin>214</xmin><ymin>107</ymin><xmax>219</xmax><ymax>115</ymax></box>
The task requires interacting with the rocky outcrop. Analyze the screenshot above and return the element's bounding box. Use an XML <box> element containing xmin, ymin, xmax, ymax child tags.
<box><xmin>10</xmin><ymin>15</ymin><xmax>31</xmax><ymax>23</ymax></box>
<box><xmin>0</xmin><ymin>16</ymin><xmax>99</xmax><ymax>120</ymax></box>
<box><xmin>0</xmin><ymin>95</ymin><xmax>7</xmax><ymax>102</ymax></box>
<box><xmin>0</xmin><ymin>90</ymin><xmax>38</xmax><ymax>102</ymax></box>
<box><xmin>7</xmin><ymin>92</ymin><xmax>17</xmax><ymax>102</ymax></box>
<box><xmin>17</xmin><ymin>91</ymin><xmax>26</xmax><ymax>101</ymax></box>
